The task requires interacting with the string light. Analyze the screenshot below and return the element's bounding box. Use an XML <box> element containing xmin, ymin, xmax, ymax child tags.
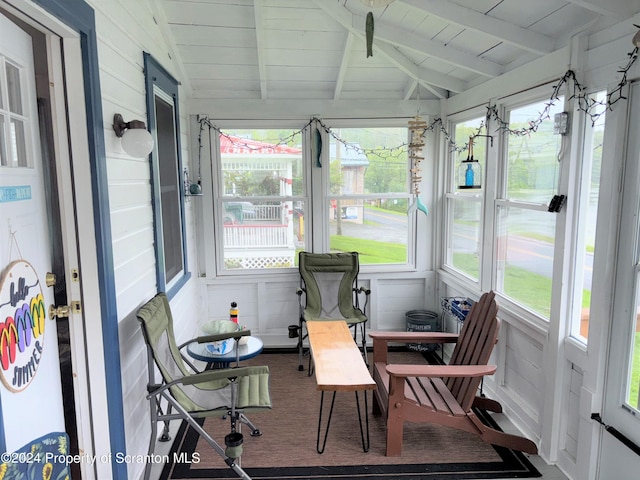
<box><xmin>198</xmin><ymin>116</ymin><xmax>408</xmax><ymax>160</ymax></box>
<box><xmin>198</xmin><ymin>37</ymin><xmax>638</xmax><ymax>159</ymax></box>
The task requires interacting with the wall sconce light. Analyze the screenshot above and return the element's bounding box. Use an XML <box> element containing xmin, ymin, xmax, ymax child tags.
<box><xmin>113</xmin><ymin>113</ymin><xmax>154</xmax><ymax>157</ymax></box>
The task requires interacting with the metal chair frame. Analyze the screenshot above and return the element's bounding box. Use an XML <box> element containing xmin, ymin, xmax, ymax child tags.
<box><xmin>294</xmin><ymin>251</ymin><xmax>370</xmax><ymax>371</ymax></box>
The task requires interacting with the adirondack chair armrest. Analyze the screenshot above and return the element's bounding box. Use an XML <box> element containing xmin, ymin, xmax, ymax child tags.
<box><xmin>369</xmin><ymin>331</ymin><xmax>459</xmax><ymax>343</ymax></box>
<box><xmin>369</xmin><ymin>331</ymin><xmax>459</xmax><ymax>364</ymax></box>
<box><xmin>385</xmin><ymin>364</ymin><xmax>497</xmax><ymax>378</ymax></box>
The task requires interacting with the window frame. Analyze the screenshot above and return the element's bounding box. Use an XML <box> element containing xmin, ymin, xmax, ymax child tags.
<box><xmin>213</xmin><ymin>121</ymin><xmax>310</xmax><ymax>276</ymax></box>
<box><xmin>318</xmin><ymin>119</ymin><xmax>417</xmax><ymax>272</ymax></box>
<box><xmin>493</xmin><ymin>92</ymin><xmax>566</xmax><ymax>321</ymax></box>
<box><xmin>442</xmin><ymin>109</ymin><xmax>488</xmax><ymax>286</ymax></box>
<box><xmin>441</xmin><ymin>85</ymin><xmax>577</xmax><ymax>329</ymax></box>
<box><xmin>144</xmin><ymin>52</ymin><xmax>190</xmax><ymax>296</ymax></box>
<box><xmin>210</xmin><ymin>118</ymin><xmax>419</xmax><ymax>276</ymax></box>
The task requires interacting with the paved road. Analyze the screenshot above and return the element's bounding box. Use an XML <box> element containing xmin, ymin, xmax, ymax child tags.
<box><xmin>331</xmin><ymin>209</ymin><xmax>594</xmax><ymax>292</ymax></box>
<box><xmin>452</xmin><ymin>224</ymin><xmax>593</xmax><ymax>289</ymax></box>
<box><xmin>331</xmin><ymin>208</ymin><xmax>408</xmax><ymax>244</ymax></box>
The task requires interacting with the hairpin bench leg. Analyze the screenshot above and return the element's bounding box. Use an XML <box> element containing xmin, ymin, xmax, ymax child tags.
<box><xmin>355</xmin><ymin>390</ymin><xmax>370</xmax><ymax>452</ymax></box>
<box><xmin>316</xmin><ymin>391</ymin><xmax>337</xmax><ymax>454</ymax></box>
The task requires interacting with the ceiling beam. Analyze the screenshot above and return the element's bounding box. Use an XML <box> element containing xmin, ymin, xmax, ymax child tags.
<box><xmin>403</xmin><ymin>79</ymin><xmax>418</xmax><ymax>101</ymax></box>
<box><xmin>374</xmin><ymin>42</ymin><xmax>458</xmax><ymax>96</ymax></box>
<box><xmin>312</xmin><ymin>0</ymin><xmax>465</xmax><ymax>97</ymax></box>
<box><xmin>334</xmin><ymin>32</ymin><xmax>355</xmax><ymax>100</ymax></box>
<box><xmin>373</xmin><ymin>19</ymin><xmax>502</xmax><ymax>77</ymax></box>
<box><xmin>253</xmin><ymin>0</ymin><xmax>268</xmax><ymax>99</ymax></box>
<box><xmin>399</xmin><ymin>0</ymin><xmax>556</xmax><ymax>55</ymax></box>
<box><xmin>317</xmin><ymin>0</ymin><xmax>501</xmax><ymax>77</ymax></box>
<box><xmin>565</xmin><ymin>0</ymin><xmax>638</xmax><ymax>18</ymax></box>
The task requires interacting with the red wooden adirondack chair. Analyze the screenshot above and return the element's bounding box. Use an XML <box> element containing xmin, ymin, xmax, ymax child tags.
<box><xmin>369</xmin><ymin>291</ymin><xmax>538</xmax><ymax>456</ymax></box>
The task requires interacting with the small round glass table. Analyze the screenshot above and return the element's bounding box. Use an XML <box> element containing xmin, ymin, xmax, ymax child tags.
<box><xmin>186</xmin><ymin>336</ymin><xmax>264</xmax><ymax>369</ymax></box>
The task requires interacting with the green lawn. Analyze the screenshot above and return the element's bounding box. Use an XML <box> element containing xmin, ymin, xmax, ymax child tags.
<box><xmin>452</xmin><ymin>252</ymin><xmax>553</xmax><ymax>315</ymax></box>
<box><xmin>330</xmin><ymin>235</ymin><xmax>406</xmax><ymax>263</ymax></box>
<box><xmin>451</xmin><ymin>252</ymin><xmax>593</xmax><ymax>315</ymax></box>
<box><xmin>630</xmin><ymin>333</ymin><xmax>640</xmax><ymax>409</ymax></box>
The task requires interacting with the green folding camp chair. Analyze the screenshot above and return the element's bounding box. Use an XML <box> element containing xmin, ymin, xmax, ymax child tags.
<box><xmin>136</xmin><ymin>293</ymin><xmax>271</xmax><ymax>480</ymax></box>
<box><xmin>294</xmin><ymin>251</ymin><xmax>371</xmax><ymax>371</ymax></box>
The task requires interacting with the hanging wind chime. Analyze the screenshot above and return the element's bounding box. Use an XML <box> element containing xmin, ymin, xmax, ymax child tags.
<box><xmin>407</xmin><ymin>115</ymin><xmax>428</xmax><ymax>215</ymax></box>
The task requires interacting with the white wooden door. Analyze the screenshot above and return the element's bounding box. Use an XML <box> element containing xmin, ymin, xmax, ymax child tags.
<box><xmin>598</xmin><ymin>81</ymin><xmax>640</xmax><ymax>478</ymax></box>
<box><xmin>0</xmin><ymin>10</ymin><xmax>66</xmax><ymax>455</ymax></box>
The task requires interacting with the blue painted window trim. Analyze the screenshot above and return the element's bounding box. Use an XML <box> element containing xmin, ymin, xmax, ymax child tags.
<box><xmin>143</xmin><ymin>53</ymin><xmax>191</xmax><ymax>299</ymax></box>
<box><xmin>0</xmin><ymin>1</ymin><xmax>128</xmax><ymax>477</ymax></box>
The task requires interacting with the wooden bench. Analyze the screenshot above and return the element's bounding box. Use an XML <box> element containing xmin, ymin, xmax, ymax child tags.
<box><xmin>307</xmin><ymin>320</ymin><xmax>376</xmax><ymax>453</ymax></box>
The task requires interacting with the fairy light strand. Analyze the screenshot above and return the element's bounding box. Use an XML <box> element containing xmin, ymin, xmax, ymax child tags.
<box><xmin>197</xmin><ymin>36</ymin><xmax>638</xmax><ymax>159</ymax></box>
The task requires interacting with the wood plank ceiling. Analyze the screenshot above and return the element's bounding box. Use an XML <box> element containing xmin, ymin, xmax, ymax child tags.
<box><xmin>158</xmin><ymin>0</ymin><xmax>639</xmax><ymax>101</ymax></box>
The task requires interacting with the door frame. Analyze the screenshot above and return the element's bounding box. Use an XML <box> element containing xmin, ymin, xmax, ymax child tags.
<box><xmin>596</xmin><ymin>79</ymin><xmax>640</xmax><ymax>477</ymax></box>
<box><xmin>0</xmin><ymin>0</ymin><xmax>126</xmax><ymax>478</ymax></box>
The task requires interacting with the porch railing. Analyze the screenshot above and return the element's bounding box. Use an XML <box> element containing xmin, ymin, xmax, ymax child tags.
<box><xmin>224</xmin><ymin>224</ymin><xmax>289</xmax><ymax>247</ymax></box>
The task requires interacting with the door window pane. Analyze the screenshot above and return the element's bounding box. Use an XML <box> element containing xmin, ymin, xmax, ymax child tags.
<box><xmin>6</xmin><ymin>62</ymin><xmax>23</xmax><ymax>115</ymax></box>
<box><xmin>574</xmin><ymin>91</ymin><xmax>606</xmax><ymax>341</ymax></box>
<box><xmin>0</xmin><ymin>61</ymin><xmax>3</xmax><ymax>110</ymax></box>
<box><xmin>220</xmin><ymin>129</ymin><xmax>304</xmax><ymax>270</ymax></box>
<box><xmin>496</xmin><ymin>204</ymin><xmax>555</xmax><ymax>318</ymax></box>
<box><xmin>0</xmin><ymin>116</ymin><xmax>6</xmax><ymax>166</ymax></box>
<box><xmin>10</xmin><ymin>117</ymin><xmax>27</xmax><ymax>167</ymax></box>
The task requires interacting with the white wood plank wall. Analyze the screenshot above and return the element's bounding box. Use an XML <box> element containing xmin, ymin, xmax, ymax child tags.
<box><xmin>202</xmin><ymin>273</ymin><xmax>438</xmax><ymax>347</ymax></box>
<box><xmin>87</xmin><ymin>1</ymin><xmax>201</xmax><ymax>478</ymax></box>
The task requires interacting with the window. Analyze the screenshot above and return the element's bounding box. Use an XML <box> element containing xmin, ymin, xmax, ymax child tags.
<box><xmin>571</xmin><ymin>91</ymin><xmax>606</xmax><ymax>341</ymax></box>
<box><xmin>213</xmin><ymin>123</ymin><xmax>414</xmax><ymax>272</ymax></box>
<box><xmin>327</xmin><ymin>127</ymin><xmax>411</xmax><ymax>265</ymax></box>
<box><xmin>144</xmin><ymin>53</ymin><xmax>189</xmax><ymax>294</ymax></box>
<box><xmin>218</xmin><ymin>128</ymin><xmax>305</xmax><ymax>271</ymax></box>
<box><xmin>495</xmin><ymin>97</ymin><xmax>564</xmax><ymax>318</ymax></box>
<box><xmin>444</xmin><ymin>117</ymin><xmax>487</xmax><ymax>281</ymax></box>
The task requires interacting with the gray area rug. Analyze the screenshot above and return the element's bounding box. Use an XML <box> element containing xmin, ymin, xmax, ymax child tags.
<box><xmin>160</xmin><ymin>351</ymin><xmax>540</xmax><ymax>479</ymax></box>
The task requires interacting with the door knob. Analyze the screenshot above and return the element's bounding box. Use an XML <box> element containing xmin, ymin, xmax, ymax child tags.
<box><xmin>49</xmin><ymin>304</ymin><xmax>70</xmax><ymax>320</ymax></box>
